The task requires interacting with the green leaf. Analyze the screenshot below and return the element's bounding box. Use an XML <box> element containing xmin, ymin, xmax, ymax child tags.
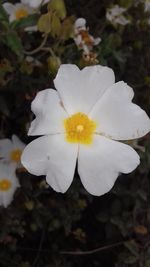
<box><xmin>3</xmin><ymin>31</ymin><xmax>23</xmax><ymax>58</ymax></box>
<box><xmin>118</xmin><ymin>0</ymin><xmax>133</xmax><ymax>8</ymax></box>
<box><xmin>10</xmin><ymin>14</ymin><xmax>39</xmax><ymax>30</ymax></box>
<box><xmin>145</xmin><ymin>260</ymin><xmax>150</xmax><ymax>267</ymax></box>
<box><xmin>124</xmin><ymin>240</ymin><xmax>139</xmax><ymax>257</ymax></box>
<box><xmin>48</xmin><ymin>0</ymin><xmax>66</xmax><ymax>20</ymax></box>
<box><xmin>124</xmin><ymin>255</ymin><xmax>138</xmax><ymax>264</ymax></box>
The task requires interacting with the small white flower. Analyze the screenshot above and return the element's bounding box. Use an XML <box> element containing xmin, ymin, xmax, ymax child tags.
<box><xmin>106</xmin><ymin>5</ymin><xmax>130</xmax><ymax>26</ymax></box>
<box><xmin>21</xmin><ymin>64</ymin><xmax>150</xmax><ymax>196</ymax></box>
<box><xmin>74</xmin><ymin>18</ymin><xmax>101</xmax><ymax>55</ymax></box>
<box><xmin>3</xmin><ymin>1</ymin><xmax>34</xmax><ymax>22</ymax></box>
<box><xmin>0</xmin><ymin>135</ymin><xmax>25</xmax><ymax>168</ymax></box>
<box><xmin>144</xmin><ymin>0</ymin><xmax>150</xmax><ymax>12</ymax></box>
<box><xmin>21</xmin><ymin>0</ymin><xmax>49</xmax><ymax>9</ymax></box>
<box><xmin>3</xmin><ymin>1</ymin><xmax>38</xmax><ymax>31</ymax></box>
<box><xmin>26</xmin><ymin>56</ymin><xmax>43</xmax><ymax>67</ymax></box>
<box><xmin>0</xmin><ymin>162</ymin><xmax>20</xmax><ymax>208</ymax></box>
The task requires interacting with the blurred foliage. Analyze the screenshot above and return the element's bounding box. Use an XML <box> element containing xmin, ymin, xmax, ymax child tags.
<box><xmin>0</xmin><ymin>0</ymin><xmax>150</xmax><ymax>266</ymax></box>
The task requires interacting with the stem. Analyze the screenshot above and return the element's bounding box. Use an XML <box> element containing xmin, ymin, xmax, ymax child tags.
<box><xmin>23</xmin><ymin>34</ymin><xmax>48</xmax><ymax>56</ymax></box>
<box><xmin>41</xmin><ymin>47</ymin><xmax>56</xmax><ymax>57</ymax></box>
<box><xmin>60</xmin><ymin>240</ymin><xmax>130</xmax><ymax>255</ymax></box>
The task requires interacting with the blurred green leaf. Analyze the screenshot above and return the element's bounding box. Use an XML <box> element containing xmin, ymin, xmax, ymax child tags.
<box><xmin>145</xmin><ymin>260</ymin><xmax>150</xmax><ymax>267</ymax></box>
<box><xmin>0</xmin><ymin>2</ymin><xmax>9</xmax><ymax>22</ymax></box>
<box><xmin>124</xmin><ymin>240</ymin><xmax>139</xmax><ymax>257</ymax></box>
<box><xmin>3</xmin><ymin>31</ymin><xmax>23</xmax><ymax>57</ymax></box>
<box><xmin>48</xmin><ymin>0</ymin><xmax>66</xmax><ymax>20</ymax></box>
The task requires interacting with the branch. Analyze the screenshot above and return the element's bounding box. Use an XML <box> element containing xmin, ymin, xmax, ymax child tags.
<box><xmin>60</xmin><ymin>240</ymin><xmax>131</xmax><ymax>255</ymax></box>
<box><xmin>23</xmin><ymin>34</ymin><xmax>48</xmax><ymax>55</ymax></box>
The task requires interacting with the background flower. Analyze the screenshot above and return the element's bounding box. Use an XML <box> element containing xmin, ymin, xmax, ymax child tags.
<box><xmin>106</xmin><ymin>5</ymin><xmax>130</xmax><ymax>26</ymax></box>
<box><xmin>3</xmin><ymin>1</ymin><xmax>35</xmax><ymax>22</ymax></box>
<box><xmin>21</xmin><ymin>0</ymin><xmax>49</xmax><ymax>9</ymax></box>
<box><xmin>0</xmin><ymin>135</ymin><xmax>25</xmax><ymax>168</ymax></box>
<box><xmin>0</xmin><ymin>162</ymin><xmax>20</xmax><ymax>208</ymax></box>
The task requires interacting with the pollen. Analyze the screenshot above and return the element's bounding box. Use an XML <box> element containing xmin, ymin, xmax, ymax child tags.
<box><xmin>0</xmin><ymin>179</ymin><xmax>11</xmax><ymax>191</ymax></box>
<box><xmin>15</xmin><ymin>8</ymin><xmax>28</xmax><ymax>20</ymax></box>
<box><xmin>10</xmin><ymin>149</ymin><xmax>22</xmax><ymax>162</ymax></box>
<box><xmin>64</xmin><ymin>112</ymin><xmax>96</xmax><ymax>144</ymax></box>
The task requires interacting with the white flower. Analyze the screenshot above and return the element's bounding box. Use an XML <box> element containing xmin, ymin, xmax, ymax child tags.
<box><xmin>3</xmin><ymin>1</ymin><xmax>34</xmax><ymax>22</ymax></box>
<box><xmin>26</xmin><ymin>56</ymin><xmax>43</xmax><ymax>67</ymax></box>
<box><xmin>144</xmin><ymin>0</ymin><xmax>150</xmax><ymax>12</ymax></box>
<box><xmin>0</xmin><ymin>162</ymin><xmax>20</xmax><ymax>208</ymax></box>
<box><xmin>21</xmin><ymin>64</ymin><xmax>150</xmax><ymax>196</ymax></box>
<box><xmin>21</xmin><ymin>0</ymin><xmax>49</xmax><ymax>9</ymax></box>
<box><xmin>74</xmin><ymin>18</ymin><xmax>101</xmax><ymax>55</ymax></box>
<box><xmin>0</xmin><ymin>135</ymin><xmax>25</xmax><ymax>168</ymax></box>
<box><xmin>106</xmin><ymin>5</ymin><xmax>130</xmax><ymax>26</ymax></box>
<box><xmin>3</xmin><ymin>1</ymin><xmax>38</xmax><ymax>31</ymax></box>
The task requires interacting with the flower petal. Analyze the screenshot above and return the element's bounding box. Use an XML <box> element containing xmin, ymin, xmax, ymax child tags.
<box><xmin>28</xmin><ymin>89</ymin><xmax>68</xmax><ymax>136</ymax></box>
<box><xmin>21</xmin><ymin>135</ymin><xmax>78</xmax><ymax>193</ymax></box>
<box><xmin>1</xmin><ymin>191</ymin><xmax>14</xmax><ymax>208</ymax></box>
<box><xmin>3</xmin><ymin>3</ymin><xmax>15</xmax><ymax>15</ymax></box>
<box><xmin>0</xmin><ymin>161</ymin><xmax>17</xmax><ymax>177</ymax></box>
<box><xmin>0</xmin><ymin>139</ymin><xmax>13</xmax><ymax>160</ymax></box>
<box><xmin>0</xmin><ymin>162</ymin><xmax>19</xmax><ymax>208</ymax></box>
<box><xmin>78</xmin><ymin>135</ymin><xmax>140</xmax><ymax>196</ymax></box>
<box><xmin>54</xmin><ymin>64</ymin><xmax>115</xmax><ymax>115</ymax></box>
<box><xmin>22</xmin><ymin>0</ymin><xmax>48</xmax><ymax>8</ymax></box>
<box><xmin>90</xmin><ymin>81</ymin><xmax>150</xmax><ymax>140</ymax></box>
<box><xmin>12</xmin><ymin>135</ymin><xmax>25</xmax><ymax>150</ymax></box>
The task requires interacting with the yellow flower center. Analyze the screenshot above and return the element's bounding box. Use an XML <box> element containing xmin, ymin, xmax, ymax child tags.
<box><xmin>10</xmin><ymin>149</ymin><xmax>22</xmax><ymax>162</ymax></box>
<box><xmin>64</xmin><ymin>112</ymin><xmax>96</xmax><ymax>144</ymax></box>
<box><xmin>0</xmin><ymin>179</ymin><xmax>12</xmax><ymax>191</ymax></box>
<box><xmin>15</xmin><ymin>8</ymin><xmax>28</xmax><ymax>20</ymax></box>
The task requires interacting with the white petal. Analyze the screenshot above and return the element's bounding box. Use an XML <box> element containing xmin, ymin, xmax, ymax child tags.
<box><xmin>90</xmin><ymin>81</ymin><xmax>150</xmax><ymax>140</ymax></box>
<box><xmin>94</xmin><ymin>37</ymin><xmax>101</xmax><ymax>45</ymax></box>
<box><xmin>0</xmin><ymin>139</ymin><xmax>13</xmax><ymax>160</ymax></box>
<box><xmin>22</xmin><ymin>0</ymin><xmax>48</xmax><ymax>8</ymax></box>
<box><xmin>28</xmin><ymin>89</ymin><xmax>68</xmax><ymax>136</ymax></box>
<box><xmin>9</xmin><ymin>14</ymin><xmax>16</xmax><ymax>22</ymax></box>
<box><xmin>28</xmin><ymin>0</ymin><xmax>42</xmax><ymax>8</ymax></box>
<box><xmin>25</xmin><ymin>25</ymin><xmax>38</xmax><ymax>32</ymax></box>
<box><xmin>74</xmin><ymin>18</ymin><xmax>86</xmax><ymax>29</ymax></box>
<box><xmin>0</xmin><ymin>161</ymin><xmax>17</xmax><ymax>176</ymax></box>
<box><xmin>21</xmin><ymin>0</ymin><xmax>29</xmax><ymax>5</ymax></box>
<box><xmin>54</xmin><ymin>64</ymin><xmax>115</xmax><ymax>115</ymax></box>
<box><xmin>2</xmin><ymin>191</ymin><xmax>14</xmax><ymax>208</ymax></box>
<box><xmin>3</xmin><ymin>3</ymin><xmax>15</xmax><ymax>15</ymax></box>
<box><xmin>78</xmin><ymin>135</ymin><xmax>140</xmax><ymax>196</ymax></box>
<box><xmin>12</xmin><ymin>135</ymin><xmax>25</xmax><ymax>150</ymax></box>
<box><xmin>2</xmin><ymin>180</ymin><xmax>19</xmax><ymax>208</ymax></box>
<box><xmin>0</xmin><ymin>162</ymin><xmax>19</xmax><ymax>208</ymax></box>
<box><xmin>21</xmin><ymin>135</ymin><xmax>78</xmax><ymax>192</ymax></box>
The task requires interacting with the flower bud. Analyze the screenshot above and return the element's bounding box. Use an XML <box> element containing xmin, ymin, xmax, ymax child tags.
<box><xmin>48</xmin><ymin>0</ymin><xmax>66</xmax><ymax>20</ymax></box>
<box><xmin>47</xmin><ymin>56</ymin><xmax>61</xmax><ymax>75</ymax></box>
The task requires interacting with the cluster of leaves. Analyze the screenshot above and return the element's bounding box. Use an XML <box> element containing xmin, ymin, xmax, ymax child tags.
<box><xmin>0</xmin><ymin>0</ymin><xmax>150</xmax><ymax>266</ymax></box>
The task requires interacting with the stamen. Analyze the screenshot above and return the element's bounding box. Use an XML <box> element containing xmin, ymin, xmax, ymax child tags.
<box><xmin>10</xmin><ymin>149</ymin><xmax>22</xmax><ymax>162</ymax></box>
<box><xmin>64</xmin><ymin>112</ymin><xmax>96</xmax><ymax>145</ymax></box>
<box><xmin>0</xmin><ymin>179</ymin><xmax>11</xmax><ymax>191</ymax></box>
<box><xmin>76</xmin><ymin>125</ymin><xmax>84</xmax><ymax>132</ymax></box>
<box><xmin>15</xmin><ymin>8</ymin><xmax>28</xmax><ymax>20</ymax></box>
